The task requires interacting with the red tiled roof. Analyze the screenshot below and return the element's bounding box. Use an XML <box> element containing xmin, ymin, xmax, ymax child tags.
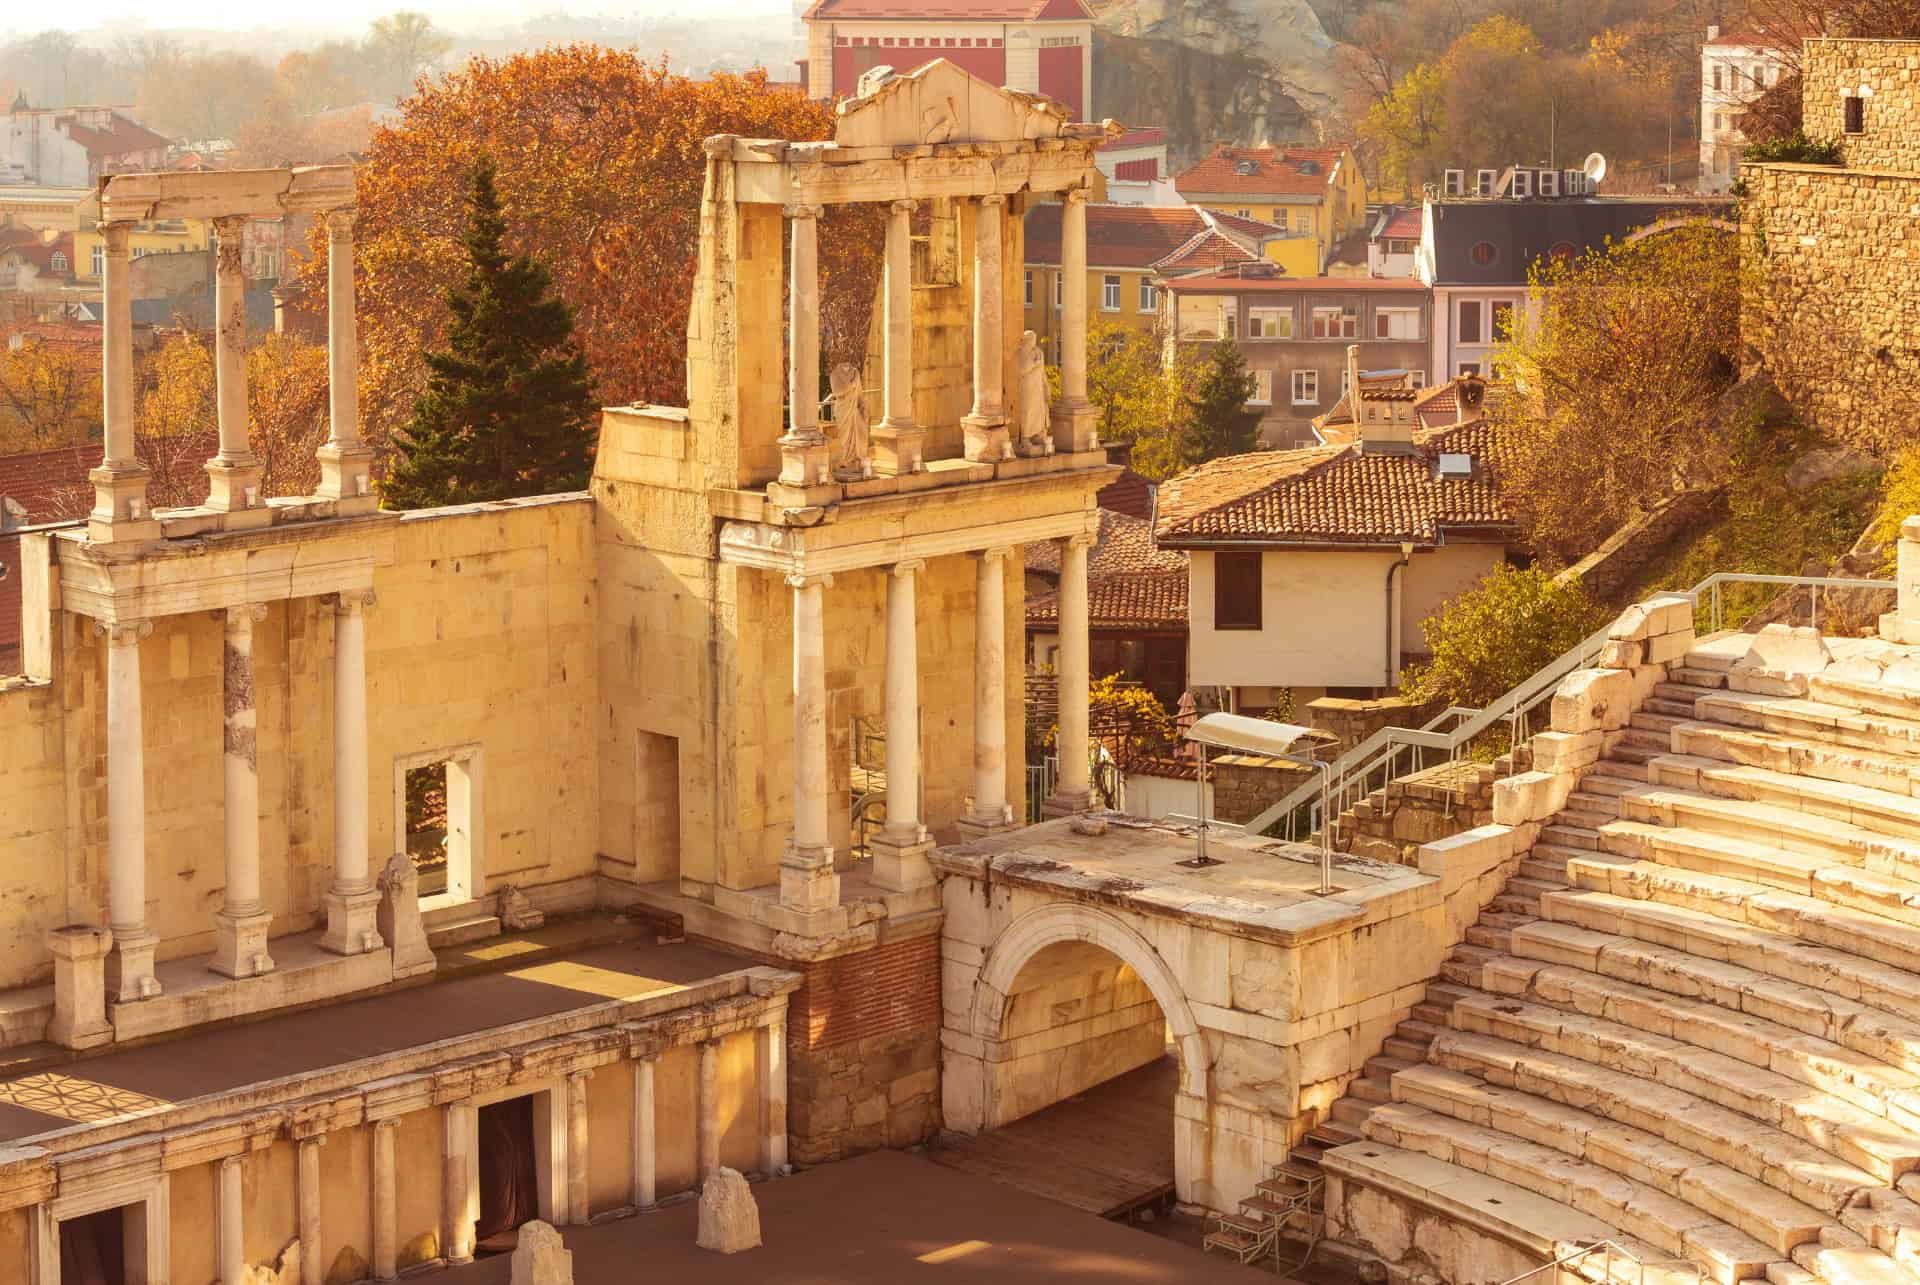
<box><xmin>1175</xmin><ymin>145</ymin><xmax>1347</xmax><ymax>198</ymax></box>
<box><xmin>1154</xmin><ymin>228</ymin><xmax>1262</xmax><ymax>275</ymax></box>
<box><xmin>59</xmin><ymin>112</ymin><xmax>171</xmax><ymax>157</ymax></box>
<box><xmin>1</xmin><ymin>231</ymin><xmax>73</xmax><ymax>274</ymax></box>
<box><xmin>1025</xmin><ymin>508</ymin><xmax>1186</xmax><ymax>577</ymax></box>
<box><xmin>1376</xmin><ymin>208</ymin><xmax>1422</xmax><ymax>240</ymax></box>
<box><xmin>804</xmin><ymin>0</ymin><xmax>1091</xmax><ymax>18</ymax></box>
<box><xmin>1025</xmin><ymin>204</ymin><xmax>1276</xmax><ymax>270</ymax></box>
<box><xmin>1097</xmin><ymin>468</ymin><xmax>1155</xmax><ymax>520</ymax></box>
<box><xmin>7</xmin><ymin>319</ymin><xmax>95</xmax><ymax>349</ymax></box>
<box><xmin>1411</xmin><ymin>378</ymin><xmax>1494</xmax><ymax>429</ymax></box>
<box><xmin>1163</xmin><ymin>272</ymin><xmax>1423</xmax><ymax>293</ymax></box>
<box><xmin>1153</xmin><ymin>421</ymin><xmax>1515</xmax><ymax>547</ymax></box>
<box><xmin>1102</xmin><ymin>127</ymin><xmax>1167</xmax><ymax>151</ymax></box>
<box><xmin>1027</xmin><ymin>570</ymin><xmax>1188</xmax><ymax>629</ymax></box>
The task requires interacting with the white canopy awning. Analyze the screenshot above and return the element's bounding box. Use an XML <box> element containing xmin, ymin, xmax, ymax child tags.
<box><xmin>1184</xmin><ymin>712</ymin><xmax>1312</xmax><ymax>757</ymax></box>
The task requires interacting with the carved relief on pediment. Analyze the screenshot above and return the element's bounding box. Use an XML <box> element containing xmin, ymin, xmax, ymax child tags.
<box><xmin>833</xmin><ymin>58</ymin><xmax>1073</xmax><ymax>150</ymax></box>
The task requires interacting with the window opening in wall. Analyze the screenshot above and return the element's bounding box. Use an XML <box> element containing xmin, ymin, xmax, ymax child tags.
<box><xmin>1291</xmin><ymin>368</ymin><xmax>1318</xmax><ymax>405</ymax></box>
<box><xmin>477</xmin><ymin>1096</ymin><xmax>542</xmax><ymax>1255</ymax></box>
<box><xmin>405</xmin><ymin>761</ymin><xmax>453</xmax><ymax>898</ymax></box>
<box><xmin>1458</xmin><ymin>300</ymin><xmax>1483</xmax><ymax>344</ymax></box>
<box><xmin>1214</xmin><ymin>552</ymin><xmax>1263</xmax><ymax>630</ymax></box>
<box><xmin>1845</xmin><ymin>95</ymin><xmax>1865</xmax><ymax>134</ymax></box>
<box><xmin>910</xmin><ymin>197</ymin><xmax>960</xmax><ymax>287</ymax></box>
<box><xmin>1492</xmin><ymin>300</ymin><xmax>1515</xmax><ymax>341</ymax></box>
<box><xmin>1024</xmin><ymin>269</ymin><xmax>1033</xmax><ymax>306</ymax></box>
<box><xmin>60</xmin><ymin>1206</ymin><xmax>129</xmax><ymax>1285</ymax></box>
<box><xmin>1247</xmin><ymin>306</ymin><xmax>1291</xmax><ymax>339</ymax></box>
<box><xmin>850</xmin><ymin>714</ymin><xmax>890</xmax><ymax>859</ymax></box>
<box><xmin>1101</xmin><ymin>274</ymin><xmax>1121</xmax><ymax>311</ymax></box>
<box><xmin>1375</xmin><ymin>306</ymin><xmax>1421</xmax><ymax>340</ymax></box>
<box><xmin>1138</xmin><ymin>279</ymin><xmax>1156</xmax><ymax>312</ymax></box>
<box><xmin>1310</xmin><ymin>305</ymin><xmax>1357</xmax><ymax>339</ymax></box>
<box><xmin>398</xmin><ymin>746</ymin><xmax>480</xmax><ymax>910</ymax></box>
<box><xmin>1249</xmin><ymin>368</ymin><xmax>1273</xmax><ymax>404</ymax></box>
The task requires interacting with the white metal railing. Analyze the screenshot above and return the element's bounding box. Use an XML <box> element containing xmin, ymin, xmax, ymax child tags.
<box><xmin>1499</xmin><ymin>1238</ymin><xmax>1702</xmax><ymax>1285</ymax></box>
<box><xmin>1241</xmin><ymin>570</ymin><xmax>1895</xmax><ymax>843</ymax></box>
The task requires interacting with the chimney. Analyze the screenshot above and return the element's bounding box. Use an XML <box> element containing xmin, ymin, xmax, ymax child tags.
<box><xmin>1355</xmin><ymin>345</ymin><xmax>1416</xmax><ymax>454</ymax></box>
<box><xmin>1707</xmin><ymin>23</ymin><xmax>1720</xmax><ymax>39</ymax></box>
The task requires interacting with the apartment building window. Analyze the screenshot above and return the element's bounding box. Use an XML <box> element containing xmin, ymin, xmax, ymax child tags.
<box><xmin>1247</xmin><ymin>306</ymin><xmax>1293</xmax><ymax>339</ymax></box>
<box><xmin>1846</xmin><ymin>95</ymin><xmax>1865</xmax><ymax>134</ymax></box>
<box><xmin>1295</xmin><ymin>211</ymin><xmax>1312</xmax><ymax>233</ymax></box>
<box><xmin>1249</xmin><ymin>369</ymin><xmax>1273</xmax><ymax>404</ymax></box>
<box><xmin>1714</xmin><ymin>112</ymin><xmax>1726</xmax><ymax>133</ymax></box>
<box><xmin>50</xmin><ymin>251</ymin><xmax>66</xmax><ymax>271</ymax></box>
<box><xmin>1310</xmin><ymin>306</ymin><xmax>1357</xmax><ymax>339</ymax></box>
<box><xmin>1458</xmin><ymin>300</ymin><xmax>1483</xmax><ymax>345</ymax></box>
<box><xmin>1492</xmin><ymin>301</ymin><xmax>1515</xmax><ymax>341</ymax></box>
<box><xmin>1375</xmin><ymin>307</ymin><xmax>1421</xmax><ymax>340</ymax></box>
<box><xmin>1053</xmin><ymin>271</ymin><xmax>1062</xmax><ymax>309</ymax></box>
<box><xmin>1102</xmin><ymin>274</ymin><xmax>1121</xmax><ymax>311</ymax></box>
<box><xmin>1712</xmin><ymin>63</ymin><xmax>1722</xmax><ymax>91</ymax></box>
<box><xmin>1291</xmin><ymin>369</ymin><xmax>1318</xmax><ymax>405</ymax></box>
<box><xmin>1138</xmin><ymin>279</ymin><xmax>1156</xmax><ymax>312</ymax></box>
<box><xmin>1214</xmin><ymin>552</ymin><xmax>1263</xmax><ymax>631</ymax></box>
<box><xmin>1470</xmin><ymin>241</ymin><xmax>1497</xmax><ymax>266</ymax></box>
<box><xmin>1024</xmin><ymin>269</ymin><xmax>1033</xmax><ymax>306</ymax></box>
<box><xmin>1238</xmin><ymin>208</ymin><xmax>1252</xmax><ymax>219</ymax></box>
<box><xmin>91</xmin><ymin>244</ymin><xmax>104</xmax><ymax>276</ymax></box>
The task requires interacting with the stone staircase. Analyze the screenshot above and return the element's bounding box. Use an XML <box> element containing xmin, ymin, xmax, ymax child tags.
<box><xmin>1316</xmin><ymin>634</ymin><xmax>1920</xmax><ymax>1285</ymax></box>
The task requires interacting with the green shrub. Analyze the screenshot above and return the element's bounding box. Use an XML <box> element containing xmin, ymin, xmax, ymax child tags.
<box><xmin>1401</xmin><ymin>564</ymin><xmax>1610</xmax><ymax>710</ymax></box>
<box><xmin>1742</xmin><ymin>130</ymin><xmax>1844</xmax><ymax>165</ymax></box>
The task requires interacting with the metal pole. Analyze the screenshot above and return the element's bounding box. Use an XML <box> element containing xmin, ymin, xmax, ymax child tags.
<box><xmin>1196</xmin><ymin>744</ymin><xmax>1209</xmax><ymax>865</ymax></box>
<box><xmin>1319</xmin><ymin>759</ymin><xmax>1332</xmax><ymax>895</ymax></box>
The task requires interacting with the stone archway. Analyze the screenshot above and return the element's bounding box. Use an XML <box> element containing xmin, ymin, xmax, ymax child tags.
<box><xmin>967</xmin><ymin>901</ymin><xmax>1210</xmax><ymax>1107</ymax></box>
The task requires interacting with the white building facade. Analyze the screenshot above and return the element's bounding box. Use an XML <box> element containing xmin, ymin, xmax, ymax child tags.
<box><xmin>1699</xmin><ymin>27</ymin><xmax>1790</xmax><ymax>193</ymax></box>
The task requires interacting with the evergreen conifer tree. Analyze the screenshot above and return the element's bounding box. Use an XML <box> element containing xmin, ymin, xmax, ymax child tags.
<box><xmin>1180</xmin><ymin>340</ymin><xmax>1262</xmax><ymax>468</ymax></box>
<box><xmin>384</xmin><ymin>155</ymin><xmax>597</xmax><ymax>508</ymax></box>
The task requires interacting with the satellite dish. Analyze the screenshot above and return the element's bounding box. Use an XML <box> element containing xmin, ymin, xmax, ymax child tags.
<box><xmin>1583</xmin><ymin>152</ymin><xmax>1608</xmax><ymax>185</ymax></box>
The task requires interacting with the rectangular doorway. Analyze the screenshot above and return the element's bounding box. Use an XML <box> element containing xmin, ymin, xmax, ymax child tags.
<box><xmin>475</xmin><ymin>1095</ymin><xmax>542</xmax><ymax>1255</ymax></box>
<box><xmin>394</xmin><ymin>744</ymin><xmax>483</xmax><ymax>912</ymax></box>
<box><xmin>58</xmin><ymin>1205</ymin><xmax>132</xmax><ymax>1285</ymax></box>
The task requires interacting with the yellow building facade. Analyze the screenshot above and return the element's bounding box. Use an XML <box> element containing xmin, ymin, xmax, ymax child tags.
<box><xmin>1173</xmin><ymin>145</ymin><xmax>1367</xmax><ymax>273</ymax></box>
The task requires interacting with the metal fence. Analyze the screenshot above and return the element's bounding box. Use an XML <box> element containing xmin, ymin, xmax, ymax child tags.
<box><xmin>1497</xmin><ymin>1239</ymin><xmax>1701</xmax><ymax>1285</ymax></box>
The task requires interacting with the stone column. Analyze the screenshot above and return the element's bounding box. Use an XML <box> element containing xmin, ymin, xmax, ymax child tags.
<box><xmin>218</xmin><ymin>1155</ymin><xmax>244</xmax><ymax>1285</ymax></box>
<box><xmin>871</xmin><ymin>560</ymin><xmax>933</xmax><ymax>891</ymax></box>
<box><xmin>631</xmin><ymin>1057</ymin><xmax>657</xmax><ymax>1210</ymax></box>
<box><xmin>316</xmin><ymin>209</ymin><xmax>375</xmax><ymax>512</ymax></box>
<box><xmin>756</xmin><ymin>1017</ymin><xmax>788</xmax><ymax>1176</ymax></box>
<box><xmin>1046</xmin><ymin>534</ymin><xmax>1095</xmax><ymax>814</ymax></box>
<box><xmin>696</xmin><ymin>1039</ymin><xmax>721</xmax><ymax>1184</ymax></box>
<box><xmin>213</xmin><ymin>603</ymin><xmax>274</xmax><ymax>978</ymax></box>
<box><xmin>103</xmin><ymin>618</ymin><xmax>161</xmax><ymax>1002</ymax></box>
<box><xmin>298</xmin><ymin>1136</ymin><xmax>325</xmax><ymax>1285</ymax></box>
<box><xmin>324</xmin><ymin>590</ymin><xmax>383</xmax><ymax>956</ymax></box>
<box><xmin>372</xmin><ymin>1117</ymin><xmax>399</xmax><ymax>1280</ymax></box>
<box><xmin>444</xmin><ymin>1102</ymin><xmax>477</xmax><ymax>1263</ymax></box>
<box><xmin>205</xmin><ymin>215</ymin><xmax>263</xmax><ymax>516</ymax></box>
<box><xmin>871</xmin><ymin>199</ymin><xmax>923</xmax><ymax>476</ymax></box>
<box><xmin>961</xmin><ymin>194</ymin><xmax>1010</xmax><ymax>462</ymax></box>
<box><xmin>959</xmin><ymin>549</ymin><xmax>1015</xmax><ymax>834</ymax></box>
<box><xmin>780</xmin><ymin>573</ymin><xmax>839</xmax><ymax>914</ymax></box>
<box><xmin>1050</xmin><ymin>188</ymin><xmax>1100</xmax><ymax>454</ymax></box>
<box><xmin>567</xmin><ymin>1070</ymin><xmax>591</xmax><ymax>1225</ymax></box>
<box><xmin>87</xmin><ymin>222</ymin><xmax>156</xmax><ymax>543</ymax></box>
<box><xmin>777</xmin><ymin>204</ymin><xmax>832</xmax><ymax>493</ymax></box>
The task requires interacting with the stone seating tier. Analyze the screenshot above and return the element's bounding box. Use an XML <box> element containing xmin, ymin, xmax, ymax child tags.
<box><xmin>1321</xmin><ymin>633</ymin><xmax>1920</xmax><ymax>1285</ymax></box>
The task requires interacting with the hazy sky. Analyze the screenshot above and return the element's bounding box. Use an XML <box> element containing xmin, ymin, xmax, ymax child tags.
<box><xmin>75</xmin><ymin>0</ymin><xmax>793</xmax><ymax>36</ymax></box>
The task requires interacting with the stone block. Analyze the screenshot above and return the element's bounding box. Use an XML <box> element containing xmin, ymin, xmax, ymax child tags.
<box><xmin>1645</xmin><ymin>629</ymin><xmax>1695</xmax><ymax>666</ymax></box>
<box><xmin>1492</xmin><ymin>772</ymin><xmax>1573</xmax><ymax>827</ymax></box>
<box><xmin>510</xmin><ymin>1221</ymin><xmax>572</xmax><ymax>1285</ymax></box>
<box><xmin>1644</xmin><ymin>593</ymin><xmax>1695</xmax><ymax>634</ymax></box>
<box><xmin>697</xmin><ymin>1168</ymin><xmax>762</xmax><ymax>1254</ymax></box>
<box><xmin>1734</xmin><ymin>623</ymin><xmax>1833</xmax><ymax>678</ymax></box>
<box><xmin>1597</xmin><ymin>640</ymin><xmax>1644</xmax><ymax>669</ymax></box>
<box><xmin>1416</xmin><ymin>824</ymin><xmax>1515</xmax><ymax>880</ymax></box>
<box><xmin>1608</xmin><ymin>604</ymin><xmax>1655</xmax><ymax>643</ymax></box>
<box><xmin>47</xmin><ymin>925</ymin><xmax>113</xmax><ymax>1050</ymax></box>
<box><xmin>1530</xmin><ymin>731</ymin><xmax>1603</xmax><ymax>774</ymax></box>
<box><xmin>1550</xmin><ymin>668</ymin><xmax>1634</xmax><ymax>734</ymax></box>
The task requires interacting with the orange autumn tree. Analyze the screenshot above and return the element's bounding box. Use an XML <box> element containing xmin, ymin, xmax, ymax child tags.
<box><xmin>314</xmin><ymin>46</ymin><xmax>882</xmax><ymax>449</ymax></box>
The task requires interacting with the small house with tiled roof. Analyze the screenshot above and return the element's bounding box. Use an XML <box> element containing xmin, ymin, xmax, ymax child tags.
<box><xmin>1153</xmin><ymin>407</ymin><xmax>1518</xmax><ymax>712</ymax></box>
<box><xmin>800</xmin><ymin>0</ymin><xmax>1094</xmax><ymax>118</ymax></box>
<box><xmin>1021</xmin><ymin>203</ymin><xmax>1296</xmax><ymax>356</ymax></box>
<box><xmin>1173</xmin><ymin>143</ymin><xmax>1367</xmax><ymax>273</ymax></box>
<box><xmin>1</xmin><ymin>105</ymin><xmax>170</xmax><ymax>187</ymax></box>
<box><xmin>1096</xmin><ymin>126</ymin><xmax>1170</xmax><ymax>198</ymax></box>
<box><xmin>1700</xmin><ymin>25</ymin><xmax>1791</xmax><ymax>192</ymax></box>
<box><xmin>1162</xmin><ymin>264</ymin><xmax>1431</xmax><ymax>449</ymax></box>
<box><xmin>1369</xmin><ymin>205</ymin><xmax>1422</xmax><ymax>278</ymax></box>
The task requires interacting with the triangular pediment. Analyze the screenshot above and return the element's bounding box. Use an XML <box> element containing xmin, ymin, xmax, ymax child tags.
<box><xmin>833</xmin><ymin>58</ymin><xmax>1073</xmax><ymax>149</ymax></box>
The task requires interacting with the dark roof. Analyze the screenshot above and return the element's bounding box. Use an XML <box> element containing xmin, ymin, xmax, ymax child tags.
<box><xmin>1024</xmin><ymin>204</ymin><xmax>1279</xmax><ymax>270</ymax></box>
<box><xmin>1027</xmin><ymin>570</ymin><xmax>1187</xmax><ymax>629</ymax></box>
<box><xmin>1096</xmin><ymin>468</ymin><xmax>1155</xmax><ymax>520</ymax></box>
<box><xmin>58</xmin><ymin>112</ymin><xmax>171</xmax><ymax>157</ymax></box>
<box><xmin>1025</xmin><ymin>508</ymin><xmax>1186</xmax><ymax>578</ymax></box>
<box><xmin>804</xmin><ymin>0</ymin><xmax>1091</xmax><ymax>18</ymax></box>
<box><xmin>1154</xmin><ymin>421</ymin><xmax>1515</xmax><ymax>547</ymax></box>
<box><xmin>1175</xmin><ymin>145</ymin><xmax>1348</xmax><ymax>199</ymax></box>
<box><xmin>1426</xmin><ymin>198</ymin><xmax>1734</xmax><ymax>286</ymax></box>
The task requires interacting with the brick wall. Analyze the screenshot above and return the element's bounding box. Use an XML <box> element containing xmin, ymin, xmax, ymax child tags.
<box><xmin>780</xmin><ymin>930</ymin><xmax>943</xmax><ymax>1166</ymax></box>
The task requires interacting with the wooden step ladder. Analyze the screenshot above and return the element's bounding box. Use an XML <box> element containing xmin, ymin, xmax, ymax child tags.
<box><xmin>1202</xmin><ymin>1145</ymin><xmax>1326</xmax><ymax>1269</ymax></box>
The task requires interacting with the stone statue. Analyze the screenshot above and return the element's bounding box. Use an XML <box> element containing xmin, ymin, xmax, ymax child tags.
<box><xmin>1014</xmin><ymin>330</ymin><xmax>1050</xmax><ymax>452</ymax></box>
<box><xmin>827</xmin><ymin>362</ymin><xmax>870</xmax><ymax>477</ymax></box>
<box><xmin>377</xmin><ymin>851</ymin><xmax>437</xmax><ymax>979</ymax></box>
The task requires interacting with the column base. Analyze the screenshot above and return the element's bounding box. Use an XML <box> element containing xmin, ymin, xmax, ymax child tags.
<box><xmin>868</xmin><ymin>833</ymin><xmax>936</xmax><ymax>892</ymax></box>
<box><xmin>1049</xmin><ymin>401</ymin><xmax>1100</xmax><ymax>456</ymax></box>
<box><xmin>777</xmin><ymin>433</ymin><xmax>832</xmax><ymax>488</ymax></box>
<box><xmin>779</xmin><ymin>843</ymin><xmax>840</xmax><ymax>913</ymax></box>
<box><xmin>47</xmin><ymin>926</ymin><xmax>114</xmax><ymax>1049</ymax></box>
<box><xmin>870</xmin><ymin>421</ymin><xmax>926</xmax><ymax>477</ymax></box>
<box><xmin>955</xmin><ymin>812</ymin><xmax>1021</xmax><ymax>841</ymax></box>
<box><xmin>766</xmin><ymin>478</ymin><xmax>844</xmax><ymax>509</ymax></box>
<box><xmin>109</xmin><ymin>931</ymin><xmax>163</xmax><ymax>1004</ymax></box>
<box><xmin>204</xmin><ymin>456</ymin><xmax>268</xmax><ymax>521</ymax></box>
<box><xmin>961</xmin><ymin>414</ymin><xmax>1011</xmax><ymax>464</ymax></box>
<box><xmin>86</xmin><ymin>463</ymin><xmax>161</xmax><ymax>545</ymax></box>
<box><xmin>320</xmin><ymin>887</ymin><xmax>385</xmax><ymax>956</ymax></box>
<box><xmin>316</xmin><ymin>443</ymin><xmax>379</xmax><ymax>514</ymax></box>
<box><xmin>210</xmin><ymin>908</ymin><xmax>277</xmax><ymax>979</ymax></box>
<box><xmin>1040</xmin><ymin>789</ymin><xmax>1094</xmax><ymax>818</ymax></box>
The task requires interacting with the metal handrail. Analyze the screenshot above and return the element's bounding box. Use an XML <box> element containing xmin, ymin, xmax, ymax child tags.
<box><xmin>1498</xmin><ymin>1238</ymin><xmax>1702</xmax><ymax>1285</ymax></box>
<box><xmin>1237</xmin><ymin>570</ymin><xmax>1895</xmax><ymax>842</ymax></box>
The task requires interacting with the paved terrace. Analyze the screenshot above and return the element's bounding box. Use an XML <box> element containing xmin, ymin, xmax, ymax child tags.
<box><xmin>0</xmin><ymin>920</ymin><xmax>746</xmax><ymax>1145</ymax></box>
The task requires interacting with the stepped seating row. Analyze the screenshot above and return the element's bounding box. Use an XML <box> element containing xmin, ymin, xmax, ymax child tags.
<box><xmin>1317</xmin><ymin>637</ymin><xmax>1920</xmax><ymax>1285</ymax></box>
